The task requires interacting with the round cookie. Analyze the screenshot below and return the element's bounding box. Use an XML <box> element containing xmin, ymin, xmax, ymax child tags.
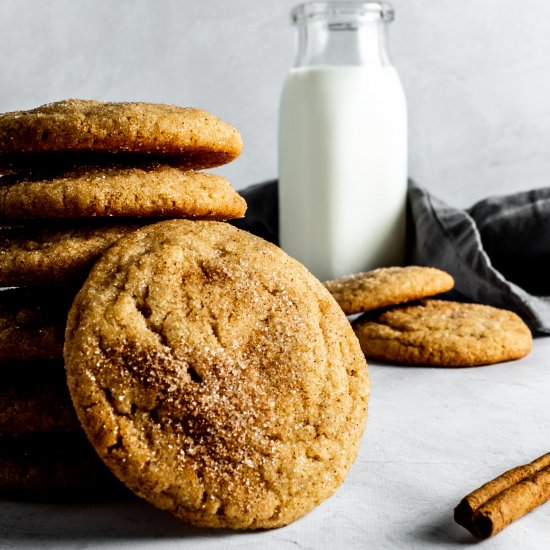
<box><xmin>0</xmin><ymin>165</ymin><xmax>246</xmax><ymax>221</ymax></box>
<box><xmin>0</xmin><ymin>222</ymin><xmax>143</xmax><ymax>286</ymax></box>
<box><xmin>324</xmin><ymin>266</ymin><xmax>455</xmax><ymax>315</ymax></box>
<box><xmin>0</xmin><ymin>360</ymin><xmax>79</xmax><ymax>434</ymax></box>
<box><xmin>0</xmin><ymin>288</ymin><xmax>75</xmax><ymax>361</ymax></box>
<box><xmin>0</xmin><ymin>99</ymin><xmax>242</xmax><ymax>171</ymax></box>
<box><xmin>64</xmin><ymin>219</ymin><xmax>369</xmax><ymax>529</ymax></box>
<box><xmin>0</xmin><ymin>432</ymin><xmax>126</xmax><ymax>500</ymax></box>
<box><xmin>353</xmin><ymin>299</ymin><xmax>532</xmax><ymax>367</ymax></box>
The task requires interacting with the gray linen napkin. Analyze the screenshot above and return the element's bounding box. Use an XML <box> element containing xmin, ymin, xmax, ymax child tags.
<box><xmin>232</xmin><ymin>180</ymin><xmax>550</xmax><ymax>333</ymax></box>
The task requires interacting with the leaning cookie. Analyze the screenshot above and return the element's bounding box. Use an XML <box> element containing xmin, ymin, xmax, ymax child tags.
<box><xmin>64</xmin><ymin>219</ymin><xmax>369</xmax><ymax>530</ymax></box>
<box><xmin>353</xmin><ymin>299</ymin><xmax>532</xmax><ymax>367</ymax></box>
<box><xmin>0</xmin><ymin>99</ymin><xmax>242</xmax><ymax>171</ymax></box>
<box><xmin>324</xmin><ymin>266</ymin><xmax>454</xmax><ymax>315</ymax></box>
<box><xmin>0</xmin><ymin>165</ymin><xmax>246</xmax><ymax>221</ymax></box>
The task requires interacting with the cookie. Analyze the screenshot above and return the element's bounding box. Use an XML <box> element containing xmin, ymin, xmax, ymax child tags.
<box><xmin>0</xmin><ymin>165</ymin><xmax>246</xmax><ymax>221</ymax></box>
<box><xmin>0</xmin><ymin>288</ymin><xmax>75</xmax><ymax>360</ymax></box>
<box><xmin>0</xmin><ymin>222</ymin><xmax>143</xmax><ymax>286</ymax></box>
<box><xmin>353</xmin><ymin>299</ymin><xmax>532</xmax><ymax>367</ymax></box>
<box><xmin>324</xmin><ymin>266</ymin><xmax>455</xmax><ymax>315</ymax></box>
<box><xmin>0</xmin><ymin>432</ymin><xmax>126</xmax><ymax>500</ymax></box>
<box><xmin>64</xmin><ymin>219</ymin><xmax>369</xmax><ymax>529</ymax></box>
<box><xmin>0</xmin><ymin>360</ymin><xmax>79</xmax><ymax>434</ymax></box>
<box><xmin>0</xmin><ymin>99</ymin><xmax>242</xmax><ymax>171</ymax></box>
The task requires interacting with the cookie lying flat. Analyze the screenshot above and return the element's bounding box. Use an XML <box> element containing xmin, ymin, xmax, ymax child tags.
<box><xmin>353</xmin><ymin>299</ymin><xmax>532</xmax><ymax>367</ymax></box>
<box><xmin>64</xmin><ymin>219</ymin><xmax>369</xmax><ymax>530</ymax></box>
<box><xmin>0</xmin><ymin>222</ymin><xmax>142</xmax><ymax>286</ymax></box>
<box><xmin>0</xmin><ymin>288</ymin><xmax>75</xmax><ymax>360</ymax></box>
<box><xmin>0</xmin><ymin>99</ymin><xmax>242</xmax><ymax>171</ymax></box>
<box><xmin>0</xmin><ymin>432</ymin><xmax>126</xmax><ymax>500</ymax></box>
<box><xmin>0</xmin><ymin>360</ymin><xmax>79</xmax><ymax>434</ymax></box>
<box><xmin>0</xmin><ymin>165</ymin><xmax>246</xmax><ymax>221</ymax></box>
<box><xmin>324</xmin><ymin>266</ymin><xmax>455</xmax><ymax>315</ymax></box>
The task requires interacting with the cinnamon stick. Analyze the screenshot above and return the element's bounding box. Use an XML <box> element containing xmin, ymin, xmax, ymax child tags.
<box><xmin>454</xmin><ymin>452</ymin><xmax>550</xmax><ymax>538</ymax></box>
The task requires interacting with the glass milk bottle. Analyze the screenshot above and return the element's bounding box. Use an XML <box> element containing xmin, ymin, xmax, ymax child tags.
<box><xmin>278</xmin><ymin>1</ymin><xmax>407</xmax><ymax>281</ymax></box>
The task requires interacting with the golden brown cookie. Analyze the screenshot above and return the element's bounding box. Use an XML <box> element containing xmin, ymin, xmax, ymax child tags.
<box><xmin>324</xmin><ymin>266</ymin><xmax>455</xmax><ymax>315</ymax></box>
<box><xmin>0</xmin><ymin>288</ymin><xmax>75</xmax><ymax>360</ymax></box>
<box><xmin>0</xmin><ymin>222</ymin><xmax>143</xmax><ymax>286</ymax></box>
<box><xmin>0</xmin><ymin>360</ymin><xmax>79</xmax><ymax>434</ymax></box>
<box><xmin>353</xmin><ymin>299</ymin><xmax>532</xmax><ymax>367</ymax></box>
<box><xmin>0</xmin><ymin>432</ymin><xmax>126</xmax><ymax>500</ymax></box>
<box><xmin>0</xmin><ymin>165</ymin><xmax>246</xmax><ymax>221</ymax></box>
<box><xmin>0</xmin><ymin>99</ymin><xmax>242</xmax><ymax>171</ymax></box>
<box><xmin>64</xmin><ymin>219</ymin><xmax>369</xmax><ymax>529</ymax></box>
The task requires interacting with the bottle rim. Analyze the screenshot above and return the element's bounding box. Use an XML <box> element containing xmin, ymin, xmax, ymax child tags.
<box><xmin>290</xmin><ymin>1</ymin><xmax>394</xmax><ymax>25</ymax></box>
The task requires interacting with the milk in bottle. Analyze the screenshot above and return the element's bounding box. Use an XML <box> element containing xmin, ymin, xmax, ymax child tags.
<box><xmin>278</xmin><ymin>1</ymin><xmax>407</xmax><ymax>281</ymax></box>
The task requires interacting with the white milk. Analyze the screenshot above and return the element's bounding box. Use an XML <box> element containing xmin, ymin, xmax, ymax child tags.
<box><xmin>278</xmin><ymin>65</ymin><xmax>407</xmax><ymax>281</ymax></box>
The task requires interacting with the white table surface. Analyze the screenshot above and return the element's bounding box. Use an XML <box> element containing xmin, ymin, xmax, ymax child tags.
<box><xmin>2</xmin><ymin>336</ymin><xmax>550</xmax><ymax>549</ymax></box>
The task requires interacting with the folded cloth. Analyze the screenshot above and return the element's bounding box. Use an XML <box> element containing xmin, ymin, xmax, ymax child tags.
<box><xmin>231</xmin><ymin>180</ymin><xmax>279</xmax><ymax>245</ymax></box>
<box><xmin>409</xmin><ymin>182</ymin><xmax>550</xmax><ymax>333</ymax></box>
<box><xmin>233</xmin><ymin>180</ymin><xmax>550</xmax><ymax>333</ymax></box>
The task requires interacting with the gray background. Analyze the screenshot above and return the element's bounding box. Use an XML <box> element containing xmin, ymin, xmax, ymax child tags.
<box><xmin>1</xmin><ymin>0</ymin><xmax>549</xmax><ymax>207</ymax></box>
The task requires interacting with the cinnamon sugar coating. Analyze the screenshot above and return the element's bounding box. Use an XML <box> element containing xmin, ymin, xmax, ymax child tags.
<box><xmin>353</xmin><ymin>299</ymin><xmax>532</xmax><ymax>367</ymax></box>
<box><xmin>0</xmin><ymin>99</ymin><xmax>242</xmax><ymax>171</ymax></box>
<box><xmin>64</xmin><ymin>220</ymin><xmax>369</xmax><ymax>529</ymax></box>
<box><xmin>0</xmin><ymin>165</ymin><xmax>246</xmax><ymax>221</ymax></box>
<box><xmin>324</xmin><ymin>266</ymin><xmax>454</xmax><ymax>315</ymax></box>
<box><xmin>0</xmin><ymin>222</ymin><xmax>143</xmax><ymax>286</ymax></box>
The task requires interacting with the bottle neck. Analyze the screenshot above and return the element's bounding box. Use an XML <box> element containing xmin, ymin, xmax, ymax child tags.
<box><xmin>295</xmin><ymin>18</ymin><xmax>391</xmax><ymax>67</ymax></box>
<box><xmin>291</xmin><ymin>2</ymin><xmax>394</xmax><ymax>67</ymax></box>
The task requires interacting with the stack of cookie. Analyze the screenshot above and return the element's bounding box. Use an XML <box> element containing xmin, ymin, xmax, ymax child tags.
<box><xmin>0</xmin><ymin>99</ymin><xmax>246</xmax><ymax>498</ymax></box>
<box><xmin>324</xmin><ymin>266</ymin><xmax>533</xmax><ymax>367</ymax></box>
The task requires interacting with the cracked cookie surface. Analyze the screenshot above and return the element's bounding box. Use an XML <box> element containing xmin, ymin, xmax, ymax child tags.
<box><xmin>353</xmin><ymin>299</ymin><xmax>532</xmax><ymax>366</ymax></box>
<box><xmin>324</xmin><ymin>266</ymin><xmax>455</xmax><ymax>315</ymax></box>
<box><xmin>0</xmin><ymin>99</ymin><xmax>242</xmax><ymax>171</ymax></box>
<box><xmin>64</xmin><ymin>219</ymin><xmax>369</xmax><ymax>529</ymax></box>
<box><xmin>0</xmin><ymin>165</ymin><xmax>246</xmax><ymax>221</ymax></box>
